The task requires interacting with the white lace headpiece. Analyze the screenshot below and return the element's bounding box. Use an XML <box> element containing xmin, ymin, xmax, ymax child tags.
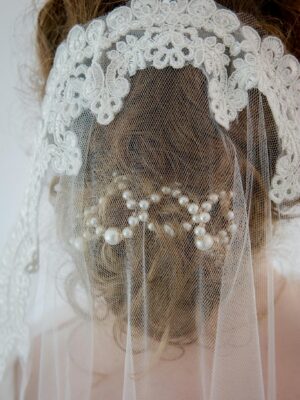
<box><xmin>43</xmin><ymin>0</ymin><xmax>300</xmax><ymax>203</ymax></box>
<box><xmin>0</xmin><ymin>0</ymin><xmax>299</xmax><ymax>391</ymax></box>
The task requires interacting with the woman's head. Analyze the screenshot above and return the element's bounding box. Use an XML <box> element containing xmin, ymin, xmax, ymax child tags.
<box><xmin>43</xmin><ymin>0</ymin><xmax>299</xmax><ymax>352</ymax></box>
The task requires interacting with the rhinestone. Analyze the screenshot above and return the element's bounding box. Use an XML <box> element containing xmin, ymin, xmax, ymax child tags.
<box><xmin>104</xmin><ymin>228</ymin><xmax>122</xmax><ymax>245</ymax></box>
<box><xmin>188</xmin><ymin>203</ymin><xmax>199</xmax><ymax>215</ymax></box>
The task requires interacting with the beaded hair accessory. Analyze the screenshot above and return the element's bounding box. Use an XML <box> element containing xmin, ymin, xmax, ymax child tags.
<box><xmin>71</xmin><ymin>173</ymin><xmax>237</xmax><ymax>252</ymax></box>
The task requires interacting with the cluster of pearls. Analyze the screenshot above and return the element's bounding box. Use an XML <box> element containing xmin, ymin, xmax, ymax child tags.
<box><xmin>78</xmin><ymin>173</ymin><xmax>237</xmax><ymax>253</ymax></box>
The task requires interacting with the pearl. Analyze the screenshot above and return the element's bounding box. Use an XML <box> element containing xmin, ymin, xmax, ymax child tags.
<box><xmin>98</xmin><ymin>197</ymin><xmax>104</xmax><ymax>205</ymax></box>
<box><xmin>161</xmin><ymin>186</ymin><xmax>171</xmax><ymax>195</ymax></box>
<box><xmin>53</xmin><ymin>183</ymin><xmax>61</xmax><ymax>193</ymax></box>
<box><xmin>128</xmin><ymin>216</ymin><xmax>139</xmax><ymax>226</ymax></box>
<box><xmin>84</xmin><ymin>208</ymin><xmax>91</xmax><ymax>217</ymax></box>
<box><xmin>83</xmin><ymin>231</ymin><xmax>91</xmax><ymax>240</ymax></box>
<box><xmin>139</xmin><ymin>199</ymin><xmax>150</xmax><ymax>210</ymax></box>
<box><xmin>227</xmin><ymin>211</ymin><xmax>235</xmax><ymax>221</ymax></box>
<box><xmin>122</xmin><ymin>227</ymin><xmax>133</xmax><ymax>239</ymax></box>
<box><xmin>104</xmin><ymin>228</ymin><xmax>122</xmax><ymax>245</ymax></box>
<box><xmin>188</xmin><ymin>203</ymin><xmax>199</xmax><ymax>215</ymax></box>
<box><xmin>70</xmin><ymin>237</ymin><xmax>83</xmax><ymax>251</ymax></box>
<box><xmin>228</xmin><ymin>223</ymin><xmax>238</xmax><ymax>234</ymax></box>
<box><xmin>150</xmin><ymin>193</ymin><xmax>161</xmax><ymax>203</ymax></box>
<box><xmin>199</xmin><ymin>212</ymin><xmax>211</xmax><ymax>223</ymax></box>
<box><xmin>182</xmin><ymin>222</ymin><xmax>192</xmax><ymax>231</ymax></box>
<box><xmin>172</xmin><ymin>189</ymin><xmax>181</xmax><ymax>198</ymax></box>
<box><xmin>89</xmin><ymin>217</ymin><xmax>98</xmax><ymax>226</ymax></box>
<box><xmin>148</xmin><ymin>223</ymin><xmax>156</xmax><ymax>231</ymax></box>
<box><xmin>90</xmin><ymin>206</ymin><xmax>98</xmax><ymax>213</ymax></box>
<box><xmin>219</xmin><ymin>230</ymin><xmax>228</xmax><ymax>238</ymax></box>
<box><xmin>208</xmin><ymin>193</ymin><xmax>219</xmax><ymax>203</ymax></box>
<box><xmin>178</xmin><ymin>196</ymin><xmax>189</xmax><ymax>206</ymax></box>
<box><xmin>192</xmin><ymin>214</ymin><xmax>203</xmax><ymax>223</ymax></box>
<box><xmin>126</xmin><ymin>199</ymin><xmax>137</xmax><ymax>210</ymax></box>
<box><xmin>85</xmin><ymin>219</ymin><xmax>92</xmax><ymax>227</ymax></box>
<box><xmin>195</xmin><ymin>238</ymin><xmax>205</xmax><ymax>250</ymax></box>
<box><xmin>122</xmin><ymin>190</ymin><xmax>132</xmax><ymax>200</ymax></box>
<box><xmin>95</xmin><ymin>226</ymin><xmax>105</xmax><ymax>236</ymax></box>
<box><xmin>194</xmin><ymin>226</ymin><xmax>206</xmax><ymax>237</ymax></box>
<box><xmin>139</xmin><ymin>212</ymin><xmax>149</xmax><ymax>222</ymax></box>
<box><xmin>164</xmin><ymin>224</ymin><xmax>175</xmax><ymax>237</ymax></box>
<box><xmin>112</xmin><ymin>171</ymin><xmax>118</xmax><ymax>177</ymax></box>
<box><xmin>201</xmin><ymin>202</ymin><xmax>212</xmax><ymax>212</ymax></box>
<box><xmin>219</xmin><ymin>191</ymin><xmax>227</xmax><ymax>200</ymax></box>
<box><xmin>220</xmin><ymin>236</ymin><xmax>230</xmax><ymax>245</ymax></box>
<box><xmin>118</xmin><ymin>182</ymin><xmax>127</xmax><ymax>190</ymax></box>
<box><xmin>203</xmin><ymin>234</ymin><xmax>214</xmax><ymax>249</ymax></box>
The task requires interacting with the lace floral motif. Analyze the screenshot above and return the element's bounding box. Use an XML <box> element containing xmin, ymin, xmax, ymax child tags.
<box><xmin>0</xmin><ymin>0</ymin><xmax>300</xmax><ymax>383</ymax></box>
<box><xmin>0</xmin><ymin>122</ymin><xmax>50</xmax><ymax>378</ymax></box>
<box><xmin>233</xmin><ymin>26</ymin><xmax>300</xmax><ymax>203</ymax></box>
<box><xmin>43</xmin><ymin>0</ymin><xmax>300</xmax><ymax>205</ymax></box>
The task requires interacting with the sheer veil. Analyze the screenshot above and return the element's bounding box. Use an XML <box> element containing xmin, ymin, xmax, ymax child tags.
<box><xmin>0</xmin><ymin>1</ymin><xmax>300</xmax><ymax>399</ymax></box>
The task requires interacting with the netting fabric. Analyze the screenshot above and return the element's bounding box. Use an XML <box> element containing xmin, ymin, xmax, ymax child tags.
<box><xmin>0</xmin><ymin>1</ymin><xmax>300</xmax><ymax>399</ymax></box>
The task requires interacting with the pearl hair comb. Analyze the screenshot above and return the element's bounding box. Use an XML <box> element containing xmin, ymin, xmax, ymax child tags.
<box><xmin>70</xmin><ymin>173</ymin><xmax>237</xmax><ymax>252</ymax></box>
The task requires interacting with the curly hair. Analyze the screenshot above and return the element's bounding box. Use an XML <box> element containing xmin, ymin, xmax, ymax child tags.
<box><xmin>43</xmin><ymin>0</ymin><xmax>299</xmax><ymax>358</ymax></box>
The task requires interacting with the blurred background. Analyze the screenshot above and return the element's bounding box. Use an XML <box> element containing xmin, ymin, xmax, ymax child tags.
<box><xmin>0</xmin><ymin>0</ymin><xmax>40</xmax><ymax>249</ymax></box>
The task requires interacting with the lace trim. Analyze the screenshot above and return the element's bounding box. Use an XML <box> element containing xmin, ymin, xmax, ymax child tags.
<box><xmin>0</xmin><ymin>122</ymin><xmax>50</xmax><ymax>378</ymax></box>
<box><xmin>43</xmin><ymin>0</ymin><xmax>300</xmax><ymax>204</ymax></box>
<box><xmin>0</xmin><ymin>0</ymin><xmax>300</xmax><ymax>384</ymax></box>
